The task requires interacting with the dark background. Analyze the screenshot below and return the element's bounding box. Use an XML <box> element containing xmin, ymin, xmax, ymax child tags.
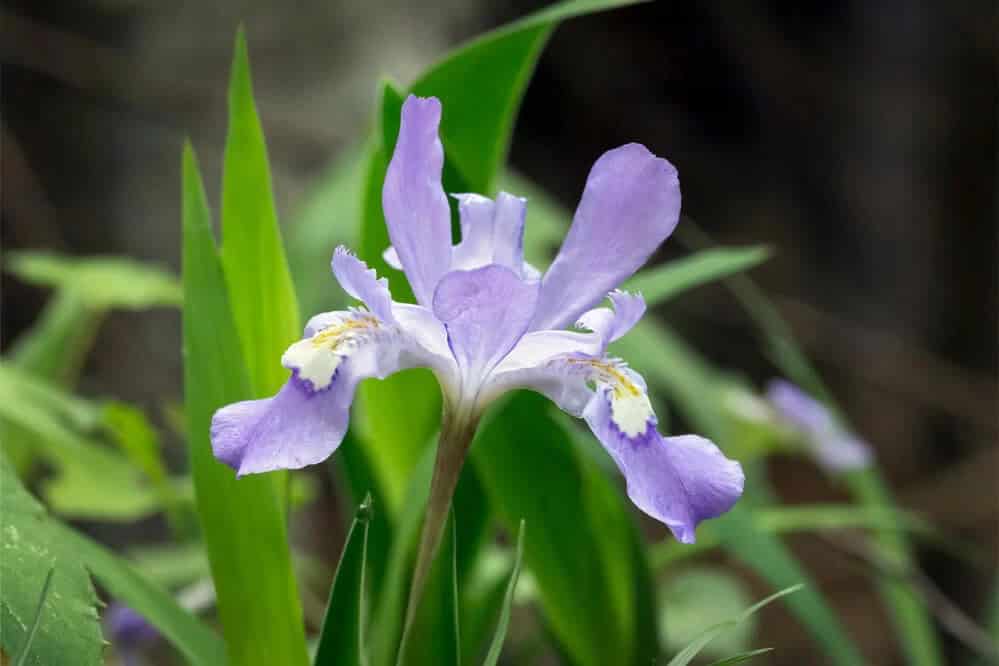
<box><xmin>2</xmin><ymin>1</ymin><xmax>996</xmax><ymax>663</ymax></box>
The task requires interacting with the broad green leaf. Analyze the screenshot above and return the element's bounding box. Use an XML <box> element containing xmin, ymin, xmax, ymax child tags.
<box><xmin>410</xmin><ymin>0</ymin><xmax>649</xmax><ymax>194</ymax></box>
<box><xmin>1</xmin><ymin>453</ymin><xmax>103</xmax><ymax>666</ymax></box>
<box><xmin>12</xmin><ymin>569</ymin><xmax>54</xmax><ymax>666</ymax></box>
<box><xmin>219</xmin><ymin>29</ymin><xmax>300</xmax><ymax>398</ymax></box>
<box><xmin>482</xmin><ymin>520</ymin><xmax>526</xmax><ymax>666</ymax></box>
<box><xmin>472</xmin><ymin>392</ymin><xmax>642</xmax><ymax>666</ymax></box>
<box><xmin>182</xmin><ymin>143</ymin><xmax>308</xmax><ymax>666</ymax></box>
<box><xmin>677</xmin><ymin>221</ymin><xmax>944</xmax><ymax>665</ymax></box>
<box><xmin>0</xmin><ymin>374</ymin><xmax>160</xmax><ymax>521</ymax></box>
<box><xmin>6</xmin><ymin>290</ymin><xmax>100</xmax><ymax>388</ymax></box>
<box><xmin>314</xmin><ymin>495</ymin><xmax>372</xmax><ymax>666</ymax></box>
<box><xmin>3</xmin><ymin>455</ymin><xmax>220</xmax><ymax>665</ymax></box>
<box><xmin>661</xmin><ymin>568</ymin><xmax>754</xmax><ymax>658</ymax></box>
<box><xmin>666</xmin><ymin>585</ymin><xmax>801</xmax><ymax>666</ymax></box>
<box><xmin>4</xmin><ymin>251</ymin><xmax>182</xmax><ymax>311</ymax></box>
<box><xmin>622</xmin><ymin>246</ymin><xmax>771</xmax><ymax>308</ymax></box>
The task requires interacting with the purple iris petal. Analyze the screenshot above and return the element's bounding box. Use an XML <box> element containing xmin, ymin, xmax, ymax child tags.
<box><xmin>211</xmin><ymin>379</ymin><xmax>350</xmax><ymax>476</ymax></box>
<box><xmin>106</xmin><ymin>603</ymin><xmax>158</xmax><ymax>646</ymax></box>
<box><xmin>450</xmin><ymin>192</ymin><xmax>529</xmax><ymax>278</ymax></box>
<box><xmin>332</xmin><ymin>246</ymin><xmax>395</xmax><ymax>322</ymax></box>
<box><xmin>382</xmin><ymin>95</ymin><xmax>452</xmax><ymax>307</ymax></box>
<box><xmin>584</xmin><ymin>392</ymin><xmax>744</xmax><ymax>543</ymax></box>
<box><xmin>432</xmin><ymin>264</ymin><xmax>539</xmax><ymax>385</ymax></box>
<box><xmin>766</xmin><ymin>379</ymin><xmax>872</xmax><ymax>472</ymax></box>
<box><xmin>577</xmin><ymin>290</ymin><xmax>646</xmax><ymax>351</ymax></box>
<box><xmin>530</xmin><ymin>143</ymin><xmax>681</xmax><ymax>332</ymax></box>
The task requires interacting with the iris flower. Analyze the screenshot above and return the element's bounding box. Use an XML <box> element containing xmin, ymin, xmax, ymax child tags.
<box><xmin>766</xmin><ymin>379</ymin><xmax>873</xmax><ymax>472</ymax></box>
<box><xmin>211</xmin><ymin>95</ymin><xmax>743</xmax><ymax>545</ymax></box>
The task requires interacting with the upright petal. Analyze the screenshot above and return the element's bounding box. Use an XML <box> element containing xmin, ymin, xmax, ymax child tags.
<box><xmin>576</xmin><ymin>290</ymin><xmax>646</xmax><ymax>352</ymax></box>
<box><xmin>332</xmin><ymin>246</ymin><xmax>395</xmax><ymax>322</ymax></box>
<box><xmin>450</xmin><ymin>192</ymin><xmax>529</xmax><ymax>278</ymax></box>
<box><xmin>451</xmin><ymin>194</ymin><xmax>496</xmax><ymax>270</ymax></box>
<box><xmin>485</xmin><ymin>351</ymin><xmax>743</xmax><ymax>541</ymax></box>
<box><xmin>530</xmin><ymin>144</ymin><xmax>680</xmax><ymax>331</ymax></box>
<box><xmin>432</xmin><ymin>264</ymin><xmax>539</xmax><ymax>388</ymax></box>
<box><xmin>382</xmin><ymin>95</ymin><xmax>452</xmax><ymax>307</ymax></box>
<box><xmin>211</xmin><ymin>307</ymin><xmax>448</xmax><ymax>476</ymax></box>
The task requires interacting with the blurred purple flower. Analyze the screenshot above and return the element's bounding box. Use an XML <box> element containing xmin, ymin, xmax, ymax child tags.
<box><xmin>106</xmin><ymin>603</ymin><xmax>158</xmax><ymax>665</ymax></box>
<box><xmin>210</xmin><ymin>95</ymin><xmax>744</xmax><ymax>543</ymax></box>
<box><xmin>765</xmin><ymin>379</ymin><xmax>873</xmax><ymax>472</ymax></box>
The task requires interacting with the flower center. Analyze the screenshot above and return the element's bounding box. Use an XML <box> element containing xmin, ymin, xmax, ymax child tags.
<box><xmin>283</xmin><ymin>314</ymin><xmax>382</xmax><ymax>391</ymax></box>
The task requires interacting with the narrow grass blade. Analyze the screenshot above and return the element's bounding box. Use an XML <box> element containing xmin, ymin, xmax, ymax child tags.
<box><xmin>182</xmin><ymin>143</ymin><xmax>308</xmax><ymax>666</ymax></box>
<box><xmin>482</xmin><ymin>520</ymin><xmax>526</xmax><ymax>666</ymax></box>
<box><xmin>622</xmin><ymin>246</ymin><xmax>771</xmax><ymax>307</ymax></box>
<box><xmin>313</xmin><ymin>495</ymin><xmax>373</xmax><ymax>666</ymax></box>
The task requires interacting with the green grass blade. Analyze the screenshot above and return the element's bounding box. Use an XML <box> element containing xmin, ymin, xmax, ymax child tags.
<box><xmin>13</xmin><ymin>569</ymin><xmax>55</xmax><ymax>666</ymax></box>
<box><xmin>182</xmin><ymin>143</ymin><xmax>308</xmax><ymax>666</ymax></box>
<box><xmin>622</xmin><ymin>246</ymin><xmax>771</xmax><ymax>307</ymax></box>
<box><xmin>482</xmin><ymin>520</ymin><xmax>526</xmax><ymax>666</ymax></box>
<box><xmin>706</xmin><ymin>648</ymin><xmax>775</xmax><ymax>665</ymax></box>
<box><xmin>666</xmin><ymin>585</ymin><xmax>801</xmax><ymax>666</ymax></box>
<box><xmin>219</xmin><ymin>28</ymin><xmax>300</xmax><ymax>398</ymax></box>
<box><xmin>313</xmin><ymin>495</ymin><xmax>372</xmax><ymax>666</ymax></box>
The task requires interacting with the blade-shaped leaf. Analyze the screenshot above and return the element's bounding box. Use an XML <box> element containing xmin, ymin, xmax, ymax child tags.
<box><xmin>313</xmin><ymin>495</ymin><xmax>372</xmax><ymax>666</ymax></box>
<box><xmin>482</xmin><ymin>520</ymin><xmax>526</xmax><ymax>666</ymax></box>
<box><xmin>219</xmin><ymin>28</ymin><xmax>300</xmax><ymax>398</ymax></box>
<box><xmin>4</xmin><ymin>251</ymin><xmax>182</xmax><ymax>311</ymax></box>
<box><xmin>182</xmin><ymin>143</ymin><xmax>308</xmax><ymax>666</ymax></box>
<box><xmin>472</xmin><ymin>392</ymin><xmax>650</xmax><ymax>666</ymax></box>
<box><xmin>622</xmin><ymin>246</ymin><xmax>771</xmax><ymax>307</ymax></box>
<box><xmin>666</xmin><ymin>585</ymin><xmax>801</xmax><ymax>666</ymax></box>
<box><xmin>707</xmin><ymin>648</ymin><xmax>775</xmax><ymax>665</ymax></box>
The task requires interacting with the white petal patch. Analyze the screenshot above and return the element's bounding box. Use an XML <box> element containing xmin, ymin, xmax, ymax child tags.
<box><xmin>609</xmin><ymin>389</ymin><xmax>655</xmax><ymax>438</ymax></box>
<box><xmin>281</xmin><ymin>312</ymin><xmax>382</xmax><ymax>391</ymax></box>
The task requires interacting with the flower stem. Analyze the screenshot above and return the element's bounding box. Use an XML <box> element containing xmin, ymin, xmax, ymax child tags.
<box><xmin>396</xmin><ymin>402</ymin><xmax>478</xmax><ymax>665</ymax></box>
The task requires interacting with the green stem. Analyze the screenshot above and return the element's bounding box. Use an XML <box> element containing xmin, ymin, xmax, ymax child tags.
<box><xmin>396</xmin><ymin>401</ymin><xmax>478</xmax><ymax>665</ymax></box>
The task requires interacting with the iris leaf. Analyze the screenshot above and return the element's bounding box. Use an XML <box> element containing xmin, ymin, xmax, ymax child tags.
<box><xmin>622</xmin><ymin>246</ymin><xmax>771</xmax><ymax>308</ymax></box>
<box><xmin>481</xmin><ymin>520</ymin><xmax>526</xmax><ymax>666</ymax></box>
<box><xmin>313</xmin><ymin>495</ymin><xmax>372</xmax><ymax>666</ymax></box>
<box><xmin>473</xmin><ymin>392</ymin><xmax>657</xmax><ymax>666</ymax></box>
<box><xmin>219</xmin><ymin>28</ymin><xmax>300</xmax><ymax>398</ymax></box>
<box><xmin>706</xmin><ymin>648</ymin><xmax>776</xmax><ymax>665</ymax></box>
<box><xmin>182</xmin><ymin>142</ymin><xmax>308</xmax><ymax>666</ymax></box>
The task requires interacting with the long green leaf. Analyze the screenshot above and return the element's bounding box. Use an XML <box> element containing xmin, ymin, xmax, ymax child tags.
<box><xmin>482</xmin><ymin>520</ymin><xmax>526</xmax><ymax>666</ymax></box>
<box><xmin>219</xmin><ymin>28</ymin><xmax>300</xmax><ymax>398</ymax></box>
<box><xmin>314</xmin><ymin>495</ymin><xmax>372</xmax><ymax>666</ymax></box>
<box><xmin>622</xmin><ymin>246</ymin><xmax>770</xmax><ymax>307</ymax></box>
<box><xmin>707</xmin><ymin>648</ymin><xmax>775</xmax><ymax>665</ymax></box>
<box><xmin>182</xmin><ymin>143</ymin><xmax>308</xmax><ymax>666</ymax></box>
<box><xmin>472</xmin><ymin>392</ymin><xmax>645</xmax><ymax>666</ymax></box>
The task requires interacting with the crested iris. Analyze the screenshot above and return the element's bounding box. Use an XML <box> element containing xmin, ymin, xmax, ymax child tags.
<box><xmin>210</xmin><ymin>94</ymin><xmax>744</xmax><ymax>543</ymax></box>
<box><xmin>766</xmin><ymin>379</ymin><xmax>873</xmax><ymax>473</ymax></box>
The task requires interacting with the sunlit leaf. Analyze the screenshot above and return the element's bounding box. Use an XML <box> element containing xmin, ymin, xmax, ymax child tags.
<box><xmin>623</xmin><ymin>246</ymin><xmax>770</xmax><ymax>307</ymax></box>
<box><xmin>182</xmin><ymin>142</ymin><xmax>308</xmax><ymax>666</ymax></box>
